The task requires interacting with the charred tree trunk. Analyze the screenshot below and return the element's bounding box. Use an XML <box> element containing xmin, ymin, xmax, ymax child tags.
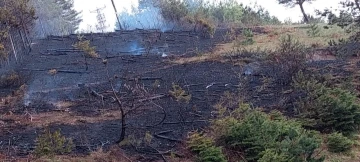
<box><xmin>118</xmin><ymin>109</ymin><xmax>126</xmax><ymax>143</ymax></box>
<box><xmin>299</xmin><ymin>3</ymin><xmax>309</xmax><ymax>23</ymax></box>
<box><xmin>104</xmin><ymin>62</ymin><xmax>127</xmax><ymax>143</ymax></box>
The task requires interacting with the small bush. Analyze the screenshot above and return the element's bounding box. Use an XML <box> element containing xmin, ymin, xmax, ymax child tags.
<box><xmin>194</xmin><ymin>17</ymin><xmax>216</xmax><ymax>38</ymax></box>
<box><xmin>293</xmin><ymin>73</ymin><xmax>360</xmax><ymax>135</ymax></box>
<box><xmin>327</xmin><ymin>132</ymin><xmax>353</xmax><ymax>153</ymax></box>
<box><xmin>198</xmin><ymin>146</ymin><xmax>227</xmax><ymax>162</ymax></box>
<box><xmin>34</xmin><ymin>128</ymin><xmax>74</xmax><ymax>158</ymax></box>
<box><xmin>187</xmin><ymin>132</ymin><xmax>227</xmax><ymax>162</ymax></box>
<box><xmin>187</xmin><ymin>133</ymin><xmax>214</xmax><ymax>153</ymax></box>
<box><xmin>258</xmin><ymin>149</ymin><xmax>288</xmax><ymax>162</ymax></box>
<box><xmin>307</xmin><ymin>23</ymin><xmax>321</xmax><ymax>37</ymax></box>
<box><xmin>73</xmin><ymin>35</ymin><xmax>99</xmax><ymax>58</ymax></box>
<box><xmin>169</xmin><ymin>83</ymin><xmax>191</xmax><ymax>103</ymax></box>
<box><xmin>278</xmin><ymin>34</ymin><xmax>305</xmax><ymax>54</ymax></box>
<box><xmin>269</xmin><ymin>35</ymin><xmax>306</xmax><ymax>85</ymax></box>
<box><xmin>0</xmin><ymin>71</ymin><xmax>23</xmax><ymax>88</ymax></box>
<box><xmin>241</xmin><ymin>28</ymin><xmax>254</xmax><ymax>45</ymax></box>
<box><xmin>224</xmin><ymin>110</ymin><xmax>323</xmax><ymax>162</ymax></box>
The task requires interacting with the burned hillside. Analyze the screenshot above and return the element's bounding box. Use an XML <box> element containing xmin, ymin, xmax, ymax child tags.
<box><xmin>1</xmin><ymin>0</ymin><xmax>360</xmax><ymax>161</ymax></box>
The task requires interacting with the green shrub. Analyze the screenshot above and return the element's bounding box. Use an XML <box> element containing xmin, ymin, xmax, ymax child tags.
<box><xmin>258</xmin><ymin>149</ymin><xmax>288</xmax><ymax>162</ymax></box>
<box><xmin>241</xmin><ymin>28</ymin><xmax>255</xmax><ymax>45</ymax></box>
<box><xmin>327</xmin><ymin>132</ymin><xmax>353</xmax><ymax>153</ymax></box>
<box><xmin>73</xmin><ymin>35</ymin><xmax>98</xmax><ymax>58</ymax></box>
<box><xmin>187</xmin><ymin>133</ymin><xmax>227</xmax><ymax>162</ymax></box>
<box><xmin>294</xmin><ymin>75</ymin><xmax>360</xmax><ymax>135</ymax></box>
<box><xmin>34</xmin><ymin>128</ymin><xmax>74</xmax><ymax>158</ymax></box>
<box><xmin>187</xmin><ymin>133</ymin><xmax>214</xmax><ymax>152</ymax></box>
<box><xmin>224</xmin><ymin>110</ymin><xmax>323</xmax><ymax>162</ymax></box>
<box><xmin>307</xmin><ymin>23</ymin><xmax>321</xmax><ymax>37</ymax></box>
<box><xmin>156</xmin><ymin>0</ymin><xmax>189</xmax><ymax>22</ymax></box>
<box><xmin>198</xmin><ymin>146</ymin><xmax>227</xmax><ymax>162</ymax></box>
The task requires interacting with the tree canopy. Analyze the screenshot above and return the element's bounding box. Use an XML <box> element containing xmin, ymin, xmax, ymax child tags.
<box><xmin>30</xmin><ymin>0</ymin><xmax>82</xmax><ymax>37</ymax></box>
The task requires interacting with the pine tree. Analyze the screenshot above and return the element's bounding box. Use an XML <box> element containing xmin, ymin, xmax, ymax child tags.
<box><xmin>30</xmin><ymin>0</ymin><xmax>81</xmax><ymax>37</ymax></box>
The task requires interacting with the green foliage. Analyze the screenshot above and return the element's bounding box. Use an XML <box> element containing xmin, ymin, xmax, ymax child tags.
<box><xmin>156</xmin><ymin>0</ymin><xmax>189</xmax><ymax>22</ymax></box>
<box><xmin>187</xmin><ymin>133</ymin><xmax>214</xmax><ymax>152</ymax></box>
<box><xmin>328</xmin><ymin>38</ymin><xmax>348</xmax><ymax>47</ymax></box>
<box><xmin>241</xmin><ymin>28</ymin><xmax>255</xmax><ymax>45</ymax></box>
<box><xmin>293</xmin><ymin>73</ymin><xmax>360</xmax><ymax>136</ymax></box>
<box><xmin>327</xmin><ymin>37</ymin><xmax>360</xmax><ymax>58</ymax></box>
<box><xmin>210</xmin><ymin>0</ymin><xmax>244</xmax><ymax>24</ymax></box>
<box><xmin>34</xmin><ymin>128</ymin><xmax>74</xmax><ymax>158</ymax></box>
<box><xmin>30</xmin><ymin>0</ymin><xmax>82</xmax><ymax>37</ymax></box>
<box><xmin>198</xmin><ymin>146</ymin><xmax>227</xmax><ymax>162</ymax></box>
<box><xmin>224</xmin><ymin>109</ymin><xmax>323</xmax><ymax>162</ymax></box>
<box><xmin>187</xmin><ymin>133</ymin><xmax>227</xmax><ymax>162</ymax></box>
<box><xmin>327</xmin><ymin>132</ymin><xmax>353</xmax><ymax>153</ymax></box>
<box><xmin>169</xmin><ymin>83</ymin><xmax>191</xmax><ymax>103</ymax></box>
<box><xmin>73</xmin><ymin>35</ymin><xmax>99</xmax><ymax>58</ymax></box>
<box><xmin>142</xmin><ymin>0</ymin><xmax>279</xmax><ymax>31</ymax></box>
<box><xmin>278</xmin><ymin>34</ymin><xmax>305</xmax><ymax>54</ymax></box>
<box><xmin>258</xmin><ymin>149</ymin><xmax>288</xmax><ymax>162</ymax></box>
<box><xmin>241</xmin><ymin>4</ymin><xmax>281</xmax><ymax>26</ymax></box>
<box><xmin>307</xmin><ymin>23</ymin><xmax>321</xmax><ymax>37</ymax></box>
<box><xmin>317</xmin><ymin>1</ymin><xmax>360</xmax><ymax>31</ymax></box>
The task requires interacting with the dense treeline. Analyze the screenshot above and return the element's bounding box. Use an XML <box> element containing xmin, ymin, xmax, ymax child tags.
<box><xmin>116</xmin><ymin>0</ymin><xmax>281</xmax><ymax>32</ymax></box>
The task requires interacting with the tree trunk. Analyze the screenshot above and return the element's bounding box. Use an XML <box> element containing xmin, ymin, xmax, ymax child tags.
<box><xmin>111</xmin><ymin>0</ymin><xmax>123</xmax><ymax>30</ymax></box>
<box><xmin>9</xmin><ymin>32</ymin><xmax>18</xmax><ymax>63</ymax></box>
<box><xmin>355</xmin><ymin>0</ymin><xmax>360</xmax><ymax>11</ymax></box>
<box><xmin>299</xmin><ymin>3</ymin><xmax>309</xmax><ymax>23</ymax></box>
<box><xmin>118</xmin><ymin>110</ymin><xmax>126</xmax><ymax>143</ymax></box>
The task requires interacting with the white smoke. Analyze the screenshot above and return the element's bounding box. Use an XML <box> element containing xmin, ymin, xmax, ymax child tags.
<box><xmin>116</xmin><ymin>5</ymin><xmax>174</xmax><ymax>31</ymax></box>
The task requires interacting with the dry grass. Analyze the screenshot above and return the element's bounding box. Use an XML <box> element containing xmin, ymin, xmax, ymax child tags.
<box><xmin>7</xmin><ymin>145</ymin><xmax>195</xmax><ymax>162</ymax></box>
<box><xmin>0</xmin><ymin>84</ymin><xmax>26</xmax><ymax>107</ymax></box>
<box><xmin>243</xmin><ymin>24</ymin><xmax>351</xmax><ymax>51</ymax></box>
<box><xmin>0</xmin><ymin>108</ymin><xmax>123</xmax><ymax>128</ymax></box>
<box><xmin>7</xmin><ymin>146</ymin><xmax>133</xmax><ymax>162</ymax></box>
<box><xmin>170</xmin><ymin>24</ymin><xmax>349</xmax><ymax>65</ymax></box>
<box><xmin>170</xmin><ymin>43</ymin><xmax>240</xmax><ymax>65</ymax></box>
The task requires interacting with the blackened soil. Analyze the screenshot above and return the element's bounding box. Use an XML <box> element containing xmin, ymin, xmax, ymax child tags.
<box><xmin>0</xmin><ymin>28</ymin><xmax>354</xmax><ymax>161</ymax></box>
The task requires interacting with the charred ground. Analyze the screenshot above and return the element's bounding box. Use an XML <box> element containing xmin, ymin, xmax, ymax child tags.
<box><xmin>0</xmin><ymin>27</ymin><xmax>359</xmax><ymax>161</ymax></box>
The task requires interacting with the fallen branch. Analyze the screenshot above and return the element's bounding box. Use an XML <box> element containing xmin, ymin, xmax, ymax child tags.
<box><xmin>139</xmin><ymin>94</ymin><xmax>167</xmax><ymax>102</ymax></box>
<box><xmin>121</xmin><ymin>77</ymin><xmax>162</xmax><ymax>81</ymax></box>
<box><xmin>156</xmin><ymin>130</ymin><xmax>173</xmax><ymax>135</ymax></box>
<box><xmin>154</xmin><ymin>134</ymin><xmax>182</xmax><ymax>142</ymax></box>
<box><xmin>148</xmin><ymin>146</ymin><xmax>168</xmax><ymax>162</ymax></box>
<box><xmin>145</xmin><ymin>101</ymin><xmax>167</xmax><ymax>127</ymax></box>
<box><xmin>21</xmin><ymin>68</ymin><xmax>89</xmax><ymax>74</ymax></box>
<box><xmin>89</xmin><ymin>88</ymin><xmax>105</xmax><ymax>105</ymax></box>
<box><xmin>162</xmin><ymin>120</ymin><xmax>208</xmax><ymax>125</ymax></box>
